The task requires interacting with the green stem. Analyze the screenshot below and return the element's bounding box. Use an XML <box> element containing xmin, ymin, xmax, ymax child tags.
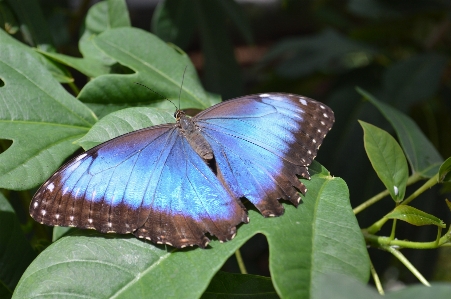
<box><xmin>235</xmin><ymin>249</ymin><xmax>247</xmax><ymax>274</ymax></box>
<box><xmin>68</xmin><ymin>81</ymin><xmax>80</xmax><ymax>96</ymax></box>
<box><xmin>401</xmin><ymin>174</ymin><xmax>438</xmax><ymax>206</ymax></box>
<box><xmin>389</xmin><ymin>219</ymin><xmax>397</xmax><ymax>240</ymax></box>
<box><xmin>353</xmin><ymin>189</ymin><xmax>390</xmax><ymax>215</ymax></box>
<box><xmin>353</xmin><ymin>173</ymin><xmax>421</xmax><ymax>215</ymax></box>
<box><xmin>370</xmin><ymin>259</ymin><xmax>384</xmax><ymax>295</ymax></box>
<box><xmin>364</xmin><ymin>230</ymin><xmax>450</xmax><ymax>249</ymax></box>
<box><xmin>366</xmin><ymin>174</ymin><xmax>438</xmax><ymax>234</ymax></box>
<box><xmin>385</xmin><ymin>246</ymin><xmax>430</xmax><ymax>286</ymax></box>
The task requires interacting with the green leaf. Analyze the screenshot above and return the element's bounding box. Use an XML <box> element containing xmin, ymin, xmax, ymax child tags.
<box><xmin>359</xmin><ymin>121</ymin><xmax>409</xmax><ymax>202</ymax></box>
<box><xmin>79</xmin><ymin>0</ymin><xmax>132</xmax><ymax>75</ymax></box>
<box><xmin>357</xmin><ymin>87</ymin><xmax>443</xmax><ymax>178</ymax></box>
<box><xmin>39</xmin><ymin>0</ymin><xmax>132</xmax><ymax>78</ymax></box>
<box><xmin>4</xmin><ymin>0</ymin><xmax>54</xmax><ymax>50</ymax></box>
<box><xmin>151</xmin><ymin>0</ymin><xmax>197</xmax><ymax>49</ymax></box>
<box><xmin>36</xmin><ymin>50</ymin><xmax>110</xmax><ymax>78</ymax></box>
<box><xmin>193</xmin><ymin>0</ymin><xmax>244</xmax><ymax>98</ymax></box>
<box><xmin>312</xmin><ymin>273</ymin><xmax>380</xmax><ymax>299</ymax></box>
<box><xmin>0</xmin><ymin>2</ymin><xmax>19</xmax><ymax>34</ymax></box>
<box><xmin>0</xmin><ymin>30</ymin><xmax>72</xmax><ymax>83</ymax></box>
<box><xmin>313</xmin><ymin>272</ymin><xmax>451</xmax><ymax>299</ymax></box>
<box><xmin>85</xmin><ymin>0</ymin><xmax>131</xmax><ymax>34</ymax></box>
<box><xmin>202</xmin><ymin>272</ymin><xmax>277</xmax><ymax>299</ymax></box>
<box><xmin>446</xmin><ymin>199</ymin><xmax>451</xmax><ymax>212</ymax></box>
<box><xmin>261</xmin><ymin>29</ymin><xmax>374</xmax><ymax>78</ymax></box>
<box><xmin>439</xmin><ymin>157</ymin><xmax>451</xmax><ymax>182</ymax></box>
<box><xmin>13</xmin><ymin>167</ymin><xmax>369</xmax><ymax>298</ymax></box>
<box><xmin>0</xmin><ymin>193</ymin><xmax>37</xmax><ymax>294</ymax></box>
<box><xmin>52</xmin><ymin>227</ymin><xmax>73</xmax><ymax>242</ymax></box>
<box><xmin>386</xmin><ymin>283</ymin><xmax>451</xmax><ymax>299</ymax></box>
<box><xmin>78</xmin><ymin>27</ymin><xmax>218</xmax><ymax>110</ymax></box>
<box><xmin>386</xmin><ymin>205</ymin><xmax>446</xmax><ymax>228</ymax></box>
<box><xmin>214</xmin><ymin>0</ymin><xmax>253</xmax><ymax>44</ymax></box>
<box><xmin>0</xmin><ymin>43</ymin><xmax>96</xmax><ymax>190</ymax></box>
<box><xmin>382</xmin><ymin>53</ymin><xmax>447</xmax><ymax>110</ymax></box>
<box><xmin>77</xmin><ymin>107</ymin><xmax>175</xmax><ymax>150</ymax></box>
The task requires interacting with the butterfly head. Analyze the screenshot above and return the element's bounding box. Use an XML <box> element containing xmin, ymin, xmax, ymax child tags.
<box><xmin>174</xmin><ymin>109</ymin><xmax>185</xmax><ymax>120</ymax></box>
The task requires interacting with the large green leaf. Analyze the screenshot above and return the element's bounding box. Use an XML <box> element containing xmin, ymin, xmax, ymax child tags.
<box><xmin>382</xmin><ymin>53</ymin><xmax>447</xmax><ymax>110</ymax></box>
<box><xmin>13</xmin><ymin>165</ymin><xmax>369</xmax><ymax>298</ymax></box>
<box><xmin>0</xmin><ymin>43</ymin><xmax>96</xmax><ymax>190</ymax></box>
<box><xmin>357</xmin><ymin>88</ymin><xmax>443</xmax><ymax>177</ymax></box>
<box><xmin>77</xmin><ymin>27</ymin><xmax>219</xmax><ymax>110</ymax></box>
<box><xmin>359</xmin><ymin>121</ymin><xmax>408</xmax><ymax>201</ymax></box>
<box><xmin>0</xmin><ymin>193</ymin><xmax>37</xmax><ymax>295</ymax></box>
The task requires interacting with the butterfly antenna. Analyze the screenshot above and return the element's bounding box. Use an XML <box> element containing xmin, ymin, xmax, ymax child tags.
<box><xmin>178</xmin><ymin>66</ymin><xmax>188</xmax><ymax>110</ymax></box>
<box><xmin>135</xmin><ymin>82</ymin><xmax>178</xmax><ymax>111</ymax></box>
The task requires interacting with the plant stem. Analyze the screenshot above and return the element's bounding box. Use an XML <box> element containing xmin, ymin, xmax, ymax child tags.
<box><xmin>68</xmin><ymin>81</ymin><xmax>80</xmax><ymax>96</ymax></box>
<box><xmin>353</xmin><ymin>189</ymin><xmax>390</xmax><ymax>215</ymax></box>
<box><xmin>235</xmin><ymin>249</ymin><xmax>247</xmax><ymax>274</ymax></box>
<box><xmin>385</xmin><ymin>246</ymin><xmax>430</xmax><ymax>286</ymax></box>
<box><xmin>363</xmin><ymin>230</ymin><xmax>450</xmax><ymax>249</ymax></box>
<box><xmin>370</xmin><ymin>259</ymin><xmax>384</xmax><ymax>295</ymax></box>
<box><xmin>401</xmin><ymin>174</ymin><xmax>438</xmax><ymax>206</ymax></box>
<box><xmin>365</xmin><ymin>174</ymin><xmax>438</xmax><ymax>234</ymax></box>
<box><xmin>353</xmin><ymin>173</ymin><xmax>421</xmax><ymax>215</ymax></box>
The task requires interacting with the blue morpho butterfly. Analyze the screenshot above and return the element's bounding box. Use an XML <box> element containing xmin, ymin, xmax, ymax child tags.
<box><xmin>30</xmin><ymin>92</ymin><xmax>334</xmax><ymax>248</ymax></box>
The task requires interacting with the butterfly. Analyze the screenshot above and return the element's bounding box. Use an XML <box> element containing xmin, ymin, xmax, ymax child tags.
<box><xmin>30</xmin><ymin>93</ymin><xmax>334</xmax><ymax>248</ymax></box>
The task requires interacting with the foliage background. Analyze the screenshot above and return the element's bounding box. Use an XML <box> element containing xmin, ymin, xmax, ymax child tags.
<box><xmin>1</xmin><ymin>0</ymin><xmax>451</xmax><ymax>298</ymax></box>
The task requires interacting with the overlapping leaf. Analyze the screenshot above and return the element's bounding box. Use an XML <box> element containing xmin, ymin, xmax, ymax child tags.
<box><xmin>357</xmin><ymin>88</ymin><xmax>443</xmax><ymax>177</ymax></box>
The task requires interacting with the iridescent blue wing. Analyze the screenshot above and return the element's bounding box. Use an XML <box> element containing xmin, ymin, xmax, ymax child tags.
<box><xmin>194</xmin><ymin>93</ymin><xmax>334</xmax><ymax>217</ymax></box>
<box><xmin>30</xmin><ymin>124</ymin><xmax>247</xmax><ymax>248</ymax></box>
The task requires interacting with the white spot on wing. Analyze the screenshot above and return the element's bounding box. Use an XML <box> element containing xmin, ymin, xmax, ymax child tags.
<box><xmin>41</xmin><ymin>209</ymin><xmax>46</xmax><ymax>215</ymax></box>
<box><xmin>323</xmin><ymin>113</ymin><xmax>328</xmax><ymax>118</ymax></box>
<box><xmin>320</xmin><ymin>105</ymin><xmax>325</xmax><ymax>109</ymax></box>
<box><xmin>312</xmin><ymin>139</ymin><xmax>317</xmax><ymax>144</ymax></box>
<box><xmin>75</xmin><ymin>153</ymin><xmax>87</xmax><ymax>161</ymax></box>
<box><xmin>55</xmin><ymin>214</ymin><xmax>60</xmax><ymax>219</ymax></box>
<box><xmin>88</xmin><ymin>218</ymin><xmax>93</xmax><ymax>224</ymax></box>
<box><xmin>70</xmin><ymin>216</ymin><xmax>74</xmax><ymax>221</ymax></box>
<box><xmin>47</xmin><ymin>183</ymin><xmax>55</xmax><ymax>192</ymax></box>
<box><xmin>33</xmin><ymin>202</ymin><xmax>38</xmax><ymax>208</ymax></box>
<box><xmin>320</xmin><ymin>121</ymin><xmax>325</xmax><ymax>125</ymax></box>
<box><xmin>299</xmin><ymin>99</ymin><xmax>307</xmax><ymax>106</ymax></box>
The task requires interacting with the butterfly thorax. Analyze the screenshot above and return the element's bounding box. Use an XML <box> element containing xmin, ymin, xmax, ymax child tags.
<box><xmin>177</xmin><ymin>111</ymin><xmax>214</xmax><ymax>161</ymax></box>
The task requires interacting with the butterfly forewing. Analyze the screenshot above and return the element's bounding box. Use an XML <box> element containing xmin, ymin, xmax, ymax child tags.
<box><xmin>30</xmin><ymin>92</ymin><xmax>334</xmax><ymax>248</ymax></box>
